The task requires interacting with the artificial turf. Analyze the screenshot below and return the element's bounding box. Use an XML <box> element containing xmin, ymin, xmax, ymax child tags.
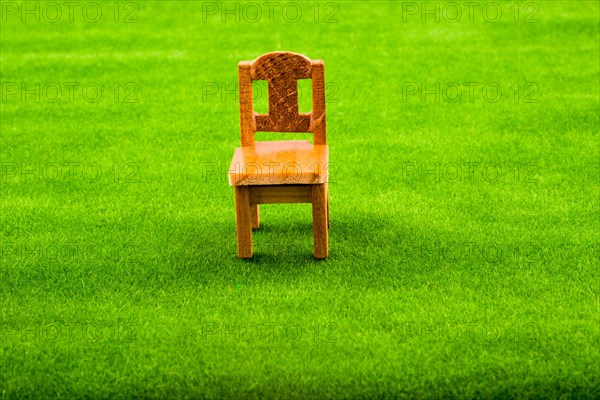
<box><xmin>1</xmin><ymin>0</ymin><xmax>599</xmax><ymax>398</ymax></box>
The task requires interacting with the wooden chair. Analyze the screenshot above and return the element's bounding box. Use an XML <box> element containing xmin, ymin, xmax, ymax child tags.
<box><xmin>228</xmin><ymin>51</ymin><xmax>330</xmax><ymax>259</ymax></box>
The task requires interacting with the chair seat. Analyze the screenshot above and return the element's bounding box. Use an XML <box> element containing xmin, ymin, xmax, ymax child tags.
<box><xmin>228</xmin><ymin>140</ymin><xmax>329</xmax><ymax>186</ymax></box>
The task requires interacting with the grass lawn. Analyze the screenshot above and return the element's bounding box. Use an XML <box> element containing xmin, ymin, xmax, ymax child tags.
<box><xmin>1</xmin><ymin>0</ymin><xmax>599</xmax><ymax>398</ymax></box>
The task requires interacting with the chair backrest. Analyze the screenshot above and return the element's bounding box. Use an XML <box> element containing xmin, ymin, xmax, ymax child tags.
<box><xmin>238</xmin><ymin>51</ymin><xmax>326</xmax><ymax>147</ymax></box>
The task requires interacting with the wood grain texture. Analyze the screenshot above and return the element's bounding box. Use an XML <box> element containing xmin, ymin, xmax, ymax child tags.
<box><xmin>238</xmin><ymin>61</ymin><xmax>254</xmax><ymax>147</ymax></box>
<box><xmin>234</xmin><ymin>186</ymin><xmax>252</xmax><ymax>258</ymax></box>
<box><xmin>326</xmin><ymin>183</ymin><xmax>330</xmax><ymax>228</ymax></box>
<box><xmin>311</xmin><ymin>60</ymin><xmax>327</xmax><ymax>145</ymax></box>
<box><xmin>251</xmin><ymin>205</ymin><xmax>260</xmax><ymax>229</ymax></box>
<box><xmin>312</xmin><ymin>183</ymin><xmax>328</xmax><ymax>259</ymax></box>
<box><xmin>229</xmin><ymin>140</ymin><xmax>328</xmax><ymax>186</ymax></box>
<box><xmin>249</xmin><ymin>185</ymin><xmax>312</xmax><ymax>205</ymax></box>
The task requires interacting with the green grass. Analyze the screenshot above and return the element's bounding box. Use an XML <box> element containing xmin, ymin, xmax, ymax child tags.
<box><xmin>1</xmin><ymin>0</ymin><xmax>599</xmax><ymax>398</ymax></box>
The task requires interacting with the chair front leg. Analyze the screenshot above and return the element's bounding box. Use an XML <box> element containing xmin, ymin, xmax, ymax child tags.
<box><xmin>234</xmin><ymin>186</ymin><xmax>253</xmax><ymax>258</ymax></box>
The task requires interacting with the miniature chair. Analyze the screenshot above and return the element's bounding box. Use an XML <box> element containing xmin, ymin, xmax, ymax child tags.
<box><xmin>228</xmin><ymin>51</ymin><xmax>329</xmax><ymax>259</ymax></box>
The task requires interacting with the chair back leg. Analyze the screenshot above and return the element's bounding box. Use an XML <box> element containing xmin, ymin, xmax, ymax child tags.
<box><xmin>251</xmin><ymin>205</ymin><xmax>260</xmax><ymax>229</ymax></box>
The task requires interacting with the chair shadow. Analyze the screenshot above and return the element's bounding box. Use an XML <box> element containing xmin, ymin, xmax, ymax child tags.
<box><xmin>150</xmin><ymin>209</ymin><xmax>448</xmax><ymax>288</ymax></box>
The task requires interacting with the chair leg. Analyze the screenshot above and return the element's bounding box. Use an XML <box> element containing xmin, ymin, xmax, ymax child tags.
<box><xmin>234</xmin><ymin>186</ymin><xmax>253</xmax><ymax>258</ymax></box>
<box><xmin>312</xmin><ymin>183</ymin><xmax>328</xmax><ymax>259</ymax></box>
<box><xmin>326</xmin><ymin>183</ymin><xmax>330</xmax><ymax>228</ymax></box>
<box><xmin>251</xmin><ymin>205</ymin><xmax>260</xmax><ymax>229</ymax></box>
